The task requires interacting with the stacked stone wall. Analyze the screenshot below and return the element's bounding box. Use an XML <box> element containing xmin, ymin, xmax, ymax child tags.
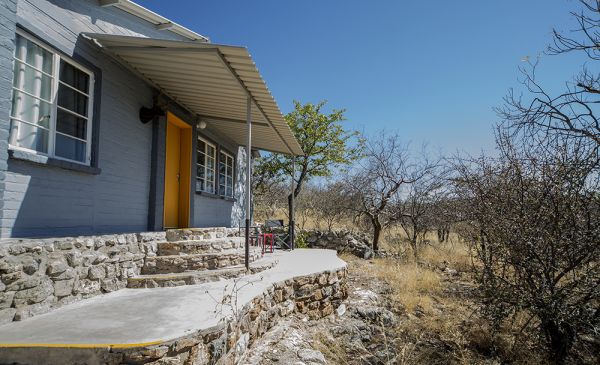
<box><xmin>3</xmin><ymin>267</ymin><xmax>349</xmax><ymax>365</ymax></box>
<box><xmin>0</xmin><ymin>232</ymin><xmax>165</xmax><ymax>324</ymax></box>
<box><xmin>306</xmin><ymin>229</ymin><xmax>375</xmax><ymax>259</ymax></box>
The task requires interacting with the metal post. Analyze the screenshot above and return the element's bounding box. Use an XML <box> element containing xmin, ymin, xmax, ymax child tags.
<box><xmin>290</xmin><ymin>156</ymin><xmax>296</xmax><ymax>250</ymax></box>
<box><xmin>245</xmin><ymin>97</ymin><xmax>252</xmax><ymax>270</ymax></box>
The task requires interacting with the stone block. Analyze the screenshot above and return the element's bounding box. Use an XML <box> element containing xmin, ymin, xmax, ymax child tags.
<box><xmin>100</xmin><ymin>278</ymin><xmax>119</xmax><ymax>293</ymax></box>
<box><xmin>6</xmin><ymin>274</ymin><xmax>41</xmax><ymax>291</ymax></box>
<box><xmin>13</xmin><ymin>296</ymin><xmax>56</xmax><ymax>321</ymax></box>
<box><xmin>46</xmin><ymin>256</ymin><xmax>69</xmax><ymax>275</ymax></box>
<box><xmin>1</xmin><ymin>270</ymin><xmax>22</xmax><ymax>285</ymax></box>
<box><xmin>77</xmin><ymin>266</ymin><xmax>89</xmax><ymax>279</ymax></box>
<box><xmin>56</xmin><ymin>241</ymin><xmax>74</xmax><ymax>250</ymax></box>
<box><xmin>312</xmin><ymin>289</ymin><xmax>323</xmax><ymax>301</ymax></box>
<box><xmin>0</xmin><ymin>291</ymin><xmax>14</xmax><ymax>309</ymax></box>
<box><xmin>75</xmin><ymin>279</ymin><xmax>101</xmax><ymax>295</ymax></box>
<box><xmin>13</xmin><ymin>278</ymin><xmax>53</xmax><ymax>306</ymax></box>
<box><xmin>0</xmin><ymin>308</ymin><xmax>16</xmax><ymax>324</ymax></box>
<box><xmin>50</xmin><ymin>268</ymin><xmax>77</xmax><ymax>281</ymax></box>
<box><xmin>65</xmin><ymin>251</ymin><xmax>82</xmax><ymax>267</ymax></box>
<box><xmin>273</xmin><ymin>289</ymin><xmax>283</xmax><ymax>303</ymax></box>
<box><xmin>0</xmin><ymin>256</ymin><xmax>23</xmax><ymax>274</ymax></box>
<box><xmin>295</xmin><ymin>284</ymin><xmax>315</xmax><ymax>299</ymax></box>
<box><xmin>88</xmin><ymin>265</ymin><xmax>106</xmax><ymax>280</ymax></box>
<box><xmin>18</xmin><ymin>255</ymin><xmax>39</xmax><ymax>275</ymax></box>
<box><xmin>54</xmin><ymin>279</ymin><xmax>75</xmax><ymax>297</ymax></box>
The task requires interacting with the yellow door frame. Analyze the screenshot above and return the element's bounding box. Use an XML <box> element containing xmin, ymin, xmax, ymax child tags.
<box><xmin>163</xmin><ymin>112</ymin><xmax>192</xmax><ymax>229</ymax></box>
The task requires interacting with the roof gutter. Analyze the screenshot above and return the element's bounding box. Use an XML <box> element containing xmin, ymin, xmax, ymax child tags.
<box><xmin>98</xmin><ymin>0</ymin><xmax>210</xmax><ymax>42</ymax></box>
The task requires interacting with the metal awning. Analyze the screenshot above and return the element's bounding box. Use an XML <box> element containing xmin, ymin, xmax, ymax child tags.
<box><xmin>83</xmin><ymin>33</ymin><xmax>303</xmax><ymax>156</ymax></box>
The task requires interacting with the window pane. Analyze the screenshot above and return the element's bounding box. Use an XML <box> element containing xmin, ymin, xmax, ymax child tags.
<box><xmin>197</xmin><ymin>165</ymin><xmax>205</xmax><ymax>178</ymax></box>
<box><xmin>207</xmin><ymin>157</ymin><xmax>214</xmax><ymax>170</ymax></box>
<box><xmin>196</xmin><ymin>180</ymin><xmax>204</xmax><ymax>191</ymax></box>
<box><xmin>9</xmin><ymin>120</ymin><xmax>49</xmax><ymax>153</ymax></box>
<box><xmin>55</xmin><ymin>134</ymin><xmax>86</xmax><ymax>162</ymax></box>
<box><xmin>227</xmin><ymin>176</ymin><xmax>233</xmax><ymax>188</ymax></box>
<box><xmin>219</xmin><ymin>161</ymin><xmax>226</xmax><ymax>174</ymax></box>
<box><xmin>10</xmin><ymin>91</ymin><xmax>52</xmax><ymax>128</ymax></box>
<box><xmin>59</xmin><ymin>61</ymin><xmax>89</xmax><ymax>93</ymax></box>
<box><xmin>56</xmin><ymin>109</ymin><xmax>87</xmax><ymax>139</ymax></box>
<box><xmin>226</xmin><ymin>186</ymin><xmax>233</xmax><ymax>197</ymax></box>
<box><xmin>13</xmin><ymin>60</ymin><xmax>52</xmax><ymax>101</ymax></box>
<box><xmin>15</xmin><ymin>35</ymin><xmax>53</xmax><ymax>74</ymax></box>
<box><xmin>197</xmin><ymin>152</ymin><xmax>205</xmax><ymax>166</ymax></box>
<box><xmin>198</xmin><ymin>140</ymin><xmax>205</xmax><ymax>152</ymax></box>
<box><xmin>58</xmin><ymin>83</ymin><xmax>88</xmax><ymax>116</ymax></box>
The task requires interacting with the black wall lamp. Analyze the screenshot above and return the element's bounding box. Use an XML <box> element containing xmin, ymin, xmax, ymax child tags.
<box><xmin>139</xmin><ymin>105</ymin><xmax>165</xmax><ymax>124</ymax></box>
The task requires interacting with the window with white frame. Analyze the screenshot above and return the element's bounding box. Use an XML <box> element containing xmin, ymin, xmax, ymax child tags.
<box><xmin>9</xmin><ymin>31</ymin><xmax>94</xmax><ymax>165</ymax></box>
<box><xmin>196</xmin><ymin>137</ymin><xmax>216</xmax><ymax>193</ymax></box>
<box><xmin>219</xmin><ymin>151</ymin><xmax>234</xmax><ymax>197</ymax></box>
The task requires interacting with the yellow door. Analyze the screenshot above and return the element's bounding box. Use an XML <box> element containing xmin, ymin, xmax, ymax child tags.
<box><xmin>164</xmin><ymin>112</ymin><xmax>192</xmax><ymax>229</ymax></box>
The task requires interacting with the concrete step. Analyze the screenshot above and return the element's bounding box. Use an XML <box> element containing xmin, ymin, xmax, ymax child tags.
<box><xmin>165</xmin><ymin>227</ymin><xmax>233</xmax><ymax>242</ymax></box>
<box><xmin>127</xmin><ymin>256</ymin><xmax>278</xmax><ymax>289</ymax></box>
<box><xmin>142</xmin><ymin>248</ymin><xmax>263</xmax><ymax>274</ymax></box>
<box><xmin>157</xmin><ymin>237</ymin><xmax>248</xmax><ymax>256</ymax></box>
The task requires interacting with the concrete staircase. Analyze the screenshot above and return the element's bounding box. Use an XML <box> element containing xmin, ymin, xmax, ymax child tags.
<box><xmin>127</xmin><ymin>228</ymin><xmax>274</xmax><ymax>288</ymax></box>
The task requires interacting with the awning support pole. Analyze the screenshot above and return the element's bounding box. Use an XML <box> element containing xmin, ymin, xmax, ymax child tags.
<box><xmin>245</xmin><ymin>97</ymin><xmax>252</xmax><ymax>271</ymax></box>
<box><xmin>290</xmin><ymin>156</ymin><xmax>296</xmax><ymax>250</ymax></box>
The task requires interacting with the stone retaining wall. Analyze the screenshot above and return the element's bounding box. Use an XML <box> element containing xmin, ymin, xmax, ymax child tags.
<box><xmin>0</xmin><ymin>232</ymin><xmax>166</xmax><ymax>324</ymax></box>
<box><xmin>0</xmin><ymin>229</ymin><xmax>244</xmax><ymax>324</ymax></box>
<box><xmin>306</xmin><ymin>229</ymin><xmax>375</xmax><ymax>259</ymax></box>
<box><xmin>4</xmin><ymin>267</ymin><xmax>349</xmax><ymax>365</ymax></box>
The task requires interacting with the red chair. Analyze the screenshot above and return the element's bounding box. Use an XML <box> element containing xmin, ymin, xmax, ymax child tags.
<box><xmin>260</xmin><ymin>233</ymin><xmax>274</xmax><ymax>254</ymax></box>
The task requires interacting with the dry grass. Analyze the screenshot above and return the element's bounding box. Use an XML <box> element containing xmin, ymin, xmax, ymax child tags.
<box><xmin>364</xmin><ymin>233</ymin><xmax>546</xmax><ymax>364</ymax></box>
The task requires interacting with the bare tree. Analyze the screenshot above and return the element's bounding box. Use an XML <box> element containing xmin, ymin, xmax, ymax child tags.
<box><xmin>453</xmin><ymin>132</ymin><xmax>600</xmax><ymax>364</ymax></box>
<box><xmin>344</xmin><ymin>133</ymin><xmax>434</xmax><ymax>251</ymax></box>
<box><xmin>396</xmin><ymin>165</ymin><xmax>447</xmax><ymax>259</ymax></box>
<box><xmin>311</xmin><ymin>181</ymin><xmax>349</xmax><ymax>231</ymax></box>
<box><xmin>498</xmin><ymin>1</ymin><xmax>600</xmax><ymax>151</ymax></box>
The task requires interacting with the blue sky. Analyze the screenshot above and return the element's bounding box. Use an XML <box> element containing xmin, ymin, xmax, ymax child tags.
<box><xmin>136</xmin><ymin>0</ymin><xmax>588</xmax><ymax>155</ymax></box>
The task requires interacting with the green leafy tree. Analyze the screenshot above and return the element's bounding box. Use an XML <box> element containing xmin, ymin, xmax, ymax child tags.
<box><xmin>254</xmin><ymin>100</ymin><xmax>363</xmax><ymax>225</ymax></box>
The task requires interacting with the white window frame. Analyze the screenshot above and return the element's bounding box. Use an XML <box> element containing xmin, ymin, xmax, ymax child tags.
<box><xmin>219</xmin><ymin>150</ymin><xmax>234</xmax><ymax>198</ymax></box>
<box><xmin>197</xmin><ymin>137</ymin><xmax>216</xmax><ymax>193</ymax></box>
<box><xmin>9</xmin><ymin>29</ymin><xmax>95</xmax><ymax>166</ymax></box>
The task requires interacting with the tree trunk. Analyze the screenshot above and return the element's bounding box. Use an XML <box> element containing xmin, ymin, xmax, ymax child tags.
<box><xmin>542</xmin><ymin>319</ymin><xmax>575</xmax><ymax>365</ymax></box>
<box><xmin>372</xmin><ymin>219</ymin><xmax>382</xmax><ymax>251</ymax></box>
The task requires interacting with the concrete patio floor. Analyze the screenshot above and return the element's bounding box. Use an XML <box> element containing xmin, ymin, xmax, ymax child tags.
<box><xmin>0</xmin><ymin>249</ymin><xmax>346</xmax><ymax>347</ymax></box>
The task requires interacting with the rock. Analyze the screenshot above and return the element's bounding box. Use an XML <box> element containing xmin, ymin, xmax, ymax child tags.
<box><xmin>444</xmin><ymin>267</ymin><xmax>459</xmax><ymax>276</ymax></box>
<box><xmin>19</xmin><ymin>255</ymin><xmax>39</xmax><ymax>275</ymax></box>
<box><xmin>0</xmin><ymin>256</ymin><xmax>23</xmax><ymax>274</ymax></box>
<box><xmin>65</xmin><ymin>251</ymin><xmax>83</xmax><ymax>267</ymax></box>
<box><xmin>54</xmin><ymin>279</ymin><xmax>75</xmax><ymax>297</ymax></box>
<box><xmin>46</xmin><ymin>256</ymin><xmax>69</xmax><ymax>275</ymax></box>
<box><xmin>0</xmin><ymin>308</ymin><xmax>16</xmax><ymax>324</ymax></box>
<box><xmin>13</xmin><ymin>279</ymin><xmax>54</xmax><ymax>306</ymax></box>
<box><xmin>88</xmin><ymin>265</ymin><xmax>106</xmax><ymax>280</ymax></box>
<box><xmin>0</xmin><ymin>291</ymin><xmax>15</xmax><ymax>309</ymax></box>
<box><xmin>100</xmin><ymin>278</ymin><xmax>120</xmax><ymax>292</ymax></box>
<box><xmin>13</xmin><ymin>296</ymin><xmax>56</xmax><ymax>321</ymax></box>
<box><xmin>336</xmin><ymin>303</ymin><xmax>347</xmax><ymax>317</ymax></box>
<box><xmin>6</xmin><ymin>274</ymin><xmax>42</xmax><ymax>291</ymax></box>
<box><xmin>75</xmin><ymin>279</ymin><xmax>101</xmax><ymax>295</ymax></box>
<box><xmin>297</xmin><ymin>348</ymin><xmax>326</xmax><ymax>364</ymax></box>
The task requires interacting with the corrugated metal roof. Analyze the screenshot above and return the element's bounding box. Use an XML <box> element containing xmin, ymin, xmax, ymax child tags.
<box><xmin>83</xmin><ymin>33</ymin><xmax>302</xmax><ymax>156</ymax></box>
